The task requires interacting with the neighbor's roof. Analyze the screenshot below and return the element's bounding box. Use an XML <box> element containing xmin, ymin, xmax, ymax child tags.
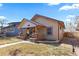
<box><xmin>8</xmin><ymin>22</ymin><xmax>21</xmax><ymax>26</ymax></box>
<box><xmin>3</xmin><ymin>25</ymin><xmax>14</xmax><ymax>29</ymax></box>
<box><xmin>31</xmin><ymin>14</ymin><xmax>65</xmax><ymax>28</ymax></box>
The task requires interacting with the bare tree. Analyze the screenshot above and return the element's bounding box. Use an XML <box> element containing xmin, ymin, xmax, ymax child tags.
<box><xmin>65</xmin><ymin>16</ymin><xmax>76</xmax><ymax>32</ymax></box>
<box><xmin>75</xmin><ymin>16</ymin><xmax>79</xmax><ymax>31</ymax></box>
<box><xmin>65</xmin><ymin>16</ymin><xmax>79</xmax><ymax>32</ymax></box>
<box><xmin>0</xmin><ymin>17</ymin><xmax>7</xmax><ymax>33</ymax></box>
<box><xmin>75</xmin><ymin>16</ymin><xmax>79</xmax><ymax>24</ymax></box>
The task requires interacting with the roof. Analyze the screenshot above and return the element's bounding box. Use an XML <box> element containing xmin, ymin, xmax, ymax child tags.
<box><xmin>18</xmin><ymin>18</ymin><xmax>47</xmax><ymax>29</ymax></box>
<box><xmin>31</xmin><ymin>14</ymin><xmax>65</xmax><ymax>28</ymax></box>
<box><xmin>3</xmin><ymin>25</ymin><xmax>14</xmax><ymax>29</ymax></box>
<box><xmin>3</xmin><ymin>22</ymin><xmax>20</xmax><ymax>29</ymax></box>
<box><xmin>18</xmin><ymin>18</ymin><xmax>36</xmax><ymax>28</ymax></box>
<box><xmin>8</xmin><ymin>22</ymin><xmax>21</xmax><ymax>26</ymax></box>
<box><xmin>18</xmin><ymin>14</ymin><xmax>65</xmax><ymax>29</ymax></box>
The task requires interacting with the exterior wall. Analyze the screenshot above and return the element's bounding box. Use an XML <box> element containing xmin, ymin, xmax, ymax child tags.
<box><xmin>36</xmin><ymin>26</ymin><xmax>47</xmax><ymax>40</ymax></box>
<box><xmin>32</xmin><ymin>17</ymin><xmax>59</xmax><ymax>40</ymax></box>
<box><xmin>59</xmin><ymin>25</ymin><xmax>64</xmax><ymax>40</ymax></box>
<box><xmin>4</xmin><ymin>27</ymin><xmax>20</xmax><ymax>36</ymax></box>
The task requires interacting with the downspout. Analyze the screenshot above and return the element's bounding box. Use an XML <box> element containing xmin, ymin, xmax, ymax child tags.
<box><xmin>58</xmin><ymin>22</ymin><xmax>59</xmax><ymax>41</ymax></box>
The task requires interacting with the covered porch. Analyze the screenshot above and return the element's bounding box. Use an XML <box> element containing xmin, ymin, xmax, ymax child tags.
<box><xmin>19</xmin><ymin>24</ymin><xmax>47</xmax><ymax>42</ymax></box>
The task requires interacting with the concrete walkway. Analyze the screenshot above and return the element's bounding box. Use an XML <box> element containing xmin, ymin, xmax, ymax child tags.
<box><xmin>0</xmin><ymin>41</ymin><xmax>34</xmax><ymax>48</ymax></box>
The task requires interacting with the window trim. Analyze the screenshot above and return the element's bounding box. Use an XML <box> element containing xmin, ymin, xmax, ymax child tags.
<box><xmin>47</xmin><ymin>27</ymin><xmax>52</xmax><ymax>35</ymax></box>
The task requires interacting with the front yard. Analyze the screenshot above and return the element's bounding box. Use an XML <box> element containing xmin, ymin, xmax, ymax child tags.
<box><xmin>0</xmin><ymin>37</ymin><xmax>22</xmax><ymax>45</ymax></box>
<box><xmin>0</xmin><ymin>42</ymin><xmax>73</xmax><ymax>56</ymax></box>
<box><xmin>0</xmin><ymin>37</ymin><xmax>75</xmax><ymax>56</ymax></box>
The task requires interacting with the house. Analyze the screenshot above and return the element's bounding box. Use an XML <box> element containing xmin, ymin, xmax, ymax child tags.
<box><xmin>18</xmin><ymin>14</ymin><xmax>65</xmax><ymax>42</ymax></box>
<box><xmin>2</xmin><ymin>22</ymin><xmax>20</xmax><ymax>36</ymax></box>
<box><xmin>17</xmin><ymin>18</ymin><xmax>37</xmax><ymax>39</ymax></box>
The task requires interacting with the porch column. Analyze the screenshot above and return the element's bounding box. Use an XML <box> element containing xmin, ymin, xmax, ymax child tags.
<box><xmin>35</xmin><ymin>26</ymin><xmax>38</xmax><ymax>40</ymax></box>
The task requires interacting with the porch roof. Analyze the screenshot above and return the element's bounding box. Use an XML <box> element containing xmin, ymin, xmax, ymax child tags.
<box><xmin>20</xmin><ymin>18</ymin><xmax>46</xmax><ymax>29</ymax></box>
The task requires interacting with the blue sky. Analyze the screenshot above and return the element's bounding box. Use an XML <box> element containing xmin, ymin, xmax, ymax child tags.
<box><xmin>0</xmin><ymin>3</ymin><xmax>79</xmax><ymax>24</ymax></box>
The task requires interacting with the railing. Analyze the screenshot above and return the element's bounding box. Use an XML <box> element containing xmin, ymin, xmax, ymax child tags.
<box><xmin>29</xmin><ymin>33</ymin><xmax>38</xmax><ymax>42</ymax></box>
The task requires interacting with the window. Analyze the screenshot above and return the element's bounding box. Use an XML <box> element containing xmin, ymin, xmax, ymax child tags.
<box><xmin>9</xmin><ymin>28</ymin><xmax>14</xmax><ymax>31</ymax></box>
<box><xmin>60</xmin><ymin>26</ymin><xmax>63</xmax><ymax>30</ymax></box>
<box><xmin>60</xmin><ymin>26</ymin><xmax>61</xmax><ymax>29</ymax></box>
<box><xmin>47</xmin><ymin>27</ymin><xmax>52</xmax><ymax>35</ymax></box>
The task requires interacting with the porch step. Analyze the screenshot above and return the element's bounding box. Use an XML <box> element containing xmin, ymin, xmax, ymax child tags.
<box><xmin>36</xmin><ymin>40</ymin><xmax>59</xmax><ymax>44</ymax></box>
<box><xmin>29</xmin><ymin>38</ymin><xmax>37</xmax><ymax>42</ymax></box>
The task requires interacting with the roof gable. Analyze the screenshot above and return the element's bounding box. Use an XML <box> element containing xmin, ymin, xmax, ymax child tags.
<box><xmin>31</xmin><ymin>14</ymin><xmax>65</xmax><ymax>28</ymax></box>
<box><xmin>18</xmin><ymin>18</ymin><xmax>36</xmax><ymax>29</ymax></box>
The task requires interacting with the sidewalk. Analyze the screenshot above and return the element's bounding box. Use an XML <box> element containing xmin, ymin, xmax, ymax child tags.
<box><xmin>0</xmin><ymin>41</ymin><xmax>34</xmax><ymax>48</ymax></box>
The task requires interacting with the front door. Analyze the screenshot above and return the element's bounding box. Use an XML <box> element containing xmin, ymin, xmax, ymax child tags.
<box><xmin>24</xmin><ymin>27</ymin><xmax>35</xmax><ymax>40</ymax></box>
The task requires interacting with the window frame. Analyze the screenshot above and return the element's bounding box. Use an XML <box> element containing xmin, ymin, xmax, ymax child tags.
<box><xmin>47</xmin><ymin>27</ymin><xmax>52</xmax><ymax>35</ymax></box>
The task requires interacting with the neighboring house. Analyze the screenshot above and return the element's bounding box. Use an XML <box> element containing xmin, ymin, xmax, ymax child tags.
<box><xmin>76</xmin><ymin>23</ymin><xmax>79</xmax><ymax>31</ymax></box>
<box><xmin>18</xmin><ymin>14</ymin><xmax>65</xmax><ymax>42</ymax></box>
<box><xmin>3</xmin><ymin>22</ymin><xmax>20</xmax><ymax>36</ymax></box>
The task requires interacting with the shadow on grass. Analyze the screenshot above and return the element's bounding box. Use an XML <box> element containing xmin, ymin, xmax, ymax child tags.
<box><xmin>36</xmin><ymin>41</ymin><xmax>61</xmax><ymax>47</ymax></box>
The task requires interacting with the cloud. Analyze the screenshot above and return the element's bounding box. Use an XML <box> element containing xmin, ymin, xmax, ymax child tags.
<box><xmin>66</xmin><ymin>15</ymin><xmax>75</xmax><ymax>18</ymax></box>
<box><xmin>48</xmin><ymin>3</ymin><xmax>60</xmax><ymax>6</ymax></box>
<box><xmin>0</xmin><ymin>16</ymin><xmax>8</xmax><ymax>26</ymax></box>
<box><xmin>59</xmin><ymin>4</ymin><xmax>79</xmax><ymax>11</ymax></box>
<box><xmin>0</xmin><ymin>16</ymin><xmax>6</xmax><ymax>20</ymax></box>
<box><xmin>0</xmin><ymin>4</ymin><xmax>3</xmax><ymax>7</ymax></box>
<box><xmin>65</xmin><ymin>15</ymin><xmax>75</xmax><ymax>22</ymax></box>
<box><xmin>66</xmin><ymin>19</ymin><xmax>71</xmax><ymax>22</ymax></box>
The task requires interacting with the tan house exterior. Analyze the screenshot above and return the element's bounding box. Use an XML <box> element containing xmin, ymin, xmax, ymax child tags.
<box><xmin>18</xmin><ymin>14</ymin><xmax>64</xmax><ymax>42</ymax></box>
<box><xmin>31</xmin><ymin>14</ymin><xmax>64</xmax><ymax>41</ymax></box>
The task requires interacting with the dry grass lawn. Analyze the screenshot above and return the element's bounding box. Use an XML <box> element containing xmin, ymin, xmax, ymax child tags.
<box><xmin>0</xmin><ymin>43</ymin><xmax>73</xmax><ymax>56</ymax></box>
<box><xmin>0</xmin><ymin>37</ymin><xmax>22</xmax><ymax>45</ymax></box>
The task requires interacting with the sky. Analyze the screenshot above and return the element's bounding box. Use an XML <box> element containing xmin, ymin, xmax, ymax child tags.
<box><xmin>0</xmin><ymin>3</ymin><xmax>79</xmax><ymax>25</ymax></box>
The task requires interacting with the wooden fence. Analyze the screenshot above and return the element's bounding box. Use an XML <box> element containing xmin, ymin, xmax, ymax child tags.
<box><xmin>64</xmin><ymin>32</ymin><xmax>79</xmax><ymax>39</ymax></box>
